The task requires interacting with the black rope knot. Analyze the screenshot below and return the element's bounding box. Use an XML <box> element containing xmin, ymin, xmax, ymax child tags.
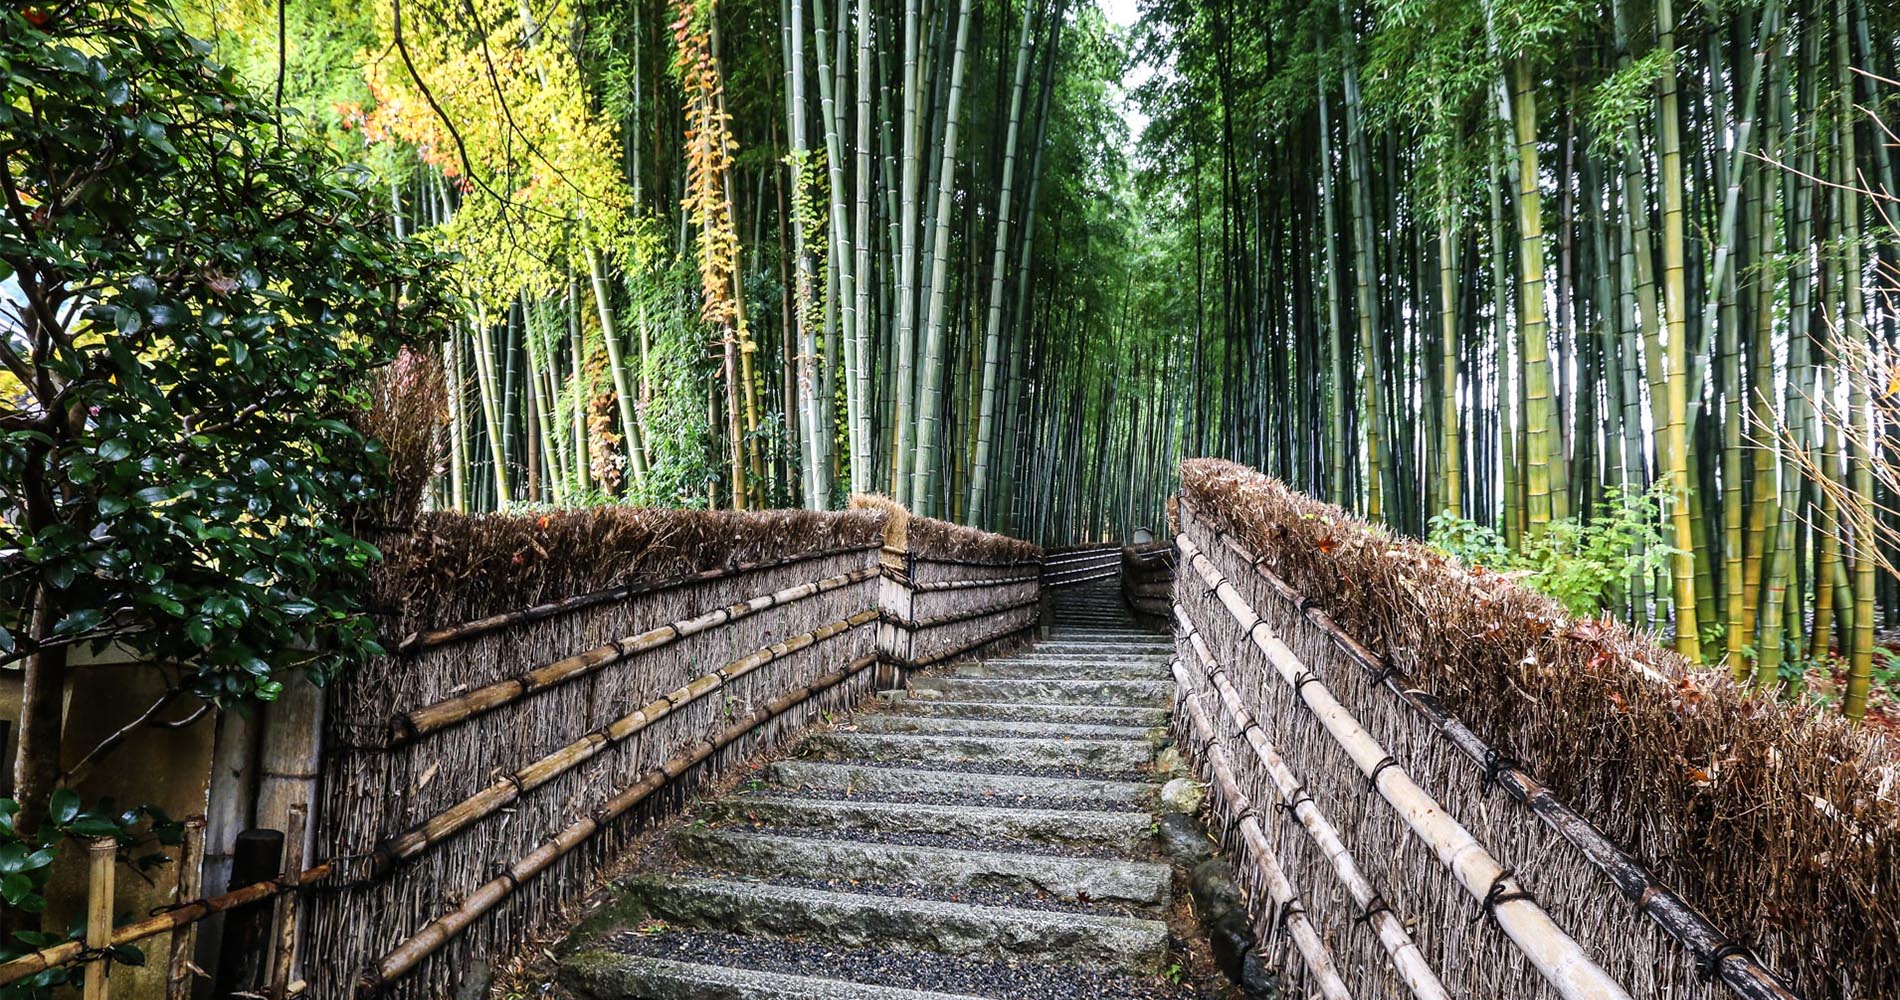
<box><xmin>1272</xmin><ymin>899</ymin><xmax>1306</xmax><ymax>940</ymax></box>
<box><xmin>1353</xmin><ymin>894</ymin><xmax>1392</xmax><ymax>928</ymax></box>
<box><xmin>1370</xmin><ymin>656</ymin><xmax>1405</xmax><ymax>688</ymax></box>
<box><xmin>1697</xmin><ymin>940</ymin><xmax>1755</xmax><ymax>983</ymax></box>
<box><xmin>1367</xmin><ymin>755</ymin><xmax>1400</xmax><ymax>790</ymax></box>
<box><xmin>1293</xmin><ymin>671</ymin><xmax>1323</xmax><ymax>705</ymax></box>
<box><xmin>1297</xmin><ymin>594</ymin><xmax>1323</xmax><ymax>615</ymax></box>
<box><xmin>1470</xmin><ymin>869</ymin><xmax>1536</xmax><ymax>924</ymax></box>
<box><xmin>1481</xmin><ymin>746</ymin><xmax>1521</xmax><ymax>797</ymax></box>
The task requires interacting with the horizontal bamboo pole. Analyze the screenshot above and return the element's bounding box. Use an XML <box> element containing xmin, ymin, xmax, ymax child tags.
<box><xmin>1172</xmin><ymin>614</ymin><xmax>1450</xmax><ymax>1000</ymax></box>
<box><xmin>394</xmin><ymin>567</ymin><xmax>879</xmax><ymax>743</ymax></box>
<box><xmin>0</xmin><ymin>860</ymin><xmax>337</xmax><ymax>987</ymax></box>
<box><xmin>362</xmin><ymin>652</ymin><xmax>882</xmax><ymax>991</ymax></box>
<box><xmin>910</xmin><ymin>572</ymin><xmax>1041</xmax><ymax>593</ymax></box>
<box><xmin>1177</xmin><ymin>531</ymin><xmax>1632</xmax><ymax>1000</ymax></box>
<box><xmin>392</xmin><ymin>543</ymin><xmax>881</xmax><ymax>654</ymax></box>
<box><xmin>909</xmin><ymin>553</ymin><xmax>1044</xmax><ymax>570</ymax></box>
<box><xmin>881</xmin><ymin>593</ymin><xmax>1042</xmax><ymax>632</ymax></box>
<box><xmin>374</xmin><ymin>607</ymin><xmax>880</xmax><ymax>873</ymax></box>
<box><xmin>1172</xmin><ymin>665</ymin><xmax>1354</xmax><ymax>1000</ymax></box>
<box><xmin>1044</xmin><ymin>569</ymin><xmax>1118</xmax><ymax>589</ymax></box>
<box><xmin>890</xmin><ymin>616</ymin><xmax>1041</xmax><ymax>671</ymax></box>
<box><xmin>1193</xmin><ymin>518</ymin><xmax>1801</xmax><ymax>1000</ymax></box>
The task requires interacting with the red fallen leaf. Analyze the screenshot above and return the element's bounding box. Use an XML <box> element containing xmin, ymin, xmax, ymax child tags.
<box><xmin>1315</xmin><ymin>535</ymin><xmax>1337</xmax><ymax>554</ymax></box>
<box><xmin>1607</xmin><ymin>690</ymin><xmax>1626</xmax><ymax>713</ymax></box>
<box><xmin>21</xmin><ymin>7</ymin><xmax>50</xmax><ymax>26</ymax></box>
<box><xmin>537</xmin><ymin>514</ymin><xmax>550</xmax><ymax>529</ymax></box>
<box><xmin>1588</xmin><ymin>650</ymin><xmax>1613</xmax><ymax>671</ymax></box>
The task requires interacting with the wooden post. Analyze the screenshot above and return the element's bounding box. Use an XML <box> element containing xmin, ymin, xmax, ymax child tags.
<box><xmin>213</xmin><ymin>829</ymin><xmax>282</xmax><ymax>998</ymax></box>
<box><xmin>167</xmin><ymin>817</ymin><xmax>206</xmax><ymax>1000</ymax></box>
<box><xmin>83</xmin><ymin>837</ymin><xmax>115</xmax><ymax>1000</ymax></box>
<box><xmin>268</xmin><ymin>806</ymin><xmax>305</xmax><ymax>998</ymax></box>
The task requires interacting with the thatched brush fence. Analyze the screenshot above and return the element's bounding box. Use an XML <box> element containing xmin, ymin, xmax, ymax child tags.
<box><xmin>1173</xmin><ymin>458</ymin><xmax>1894</xmax><ymax>1000</ymax></box>
<box><xmin>1043</xmin><ymin>544</ymin><xmax>1122</xmax><ymax>589</ymax></box>
<box><xmin>1121</xmin><ymin>541</ymin><xmax>1173</xmax><ymax>624</ymax></box>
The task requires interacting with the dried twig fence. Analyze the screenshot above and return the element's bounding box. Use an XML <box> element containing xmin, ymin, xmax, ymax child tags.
<box><xmin>1043</xmin><ymin>544</ymin><xmax>1121</xmax><ymax>589</ymax></box>
<box><xmin>9</xmin><ymin>503</ymin><xmax>1042</xmax><ymax>999</ymax></box>
<box><xmin>1174</xmin><ymin>459</ymin><xmax>1890</xmax><ymax>1000</ymax></box>
<box><xmin>1120</xmin><ymin>541</ymin><xmax>1173</xmax><ymax>623</ymax></box>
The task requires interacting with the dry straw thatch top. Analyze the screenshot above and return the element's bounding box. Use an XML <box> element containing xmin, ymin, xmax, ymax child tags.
<box><xmin>370</xmin><ymin>506</ymin><xmax>887</xmax><ymax>633</ymax></box>
<box><xmin>1179</xmin><ymin>458</ymin><xmax>1899</xmax><ymax>998</ymax></box>
<box><xmin>849</xmin><ymin>494</ymin><xmax>1043</xmax><ymax>565</ymax></box>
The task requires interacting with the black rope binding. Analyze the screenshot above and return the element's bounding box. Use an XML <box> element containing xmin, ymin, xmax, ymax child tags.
<box><xmin>1480</xmin><ymin>746</ymin><xmax>1521</xmax><ymax>797</ymax></box>
<box><xmin>1370</xmin><ymin>655</ymin><xmax>1405</xmax><ymax>688</ymax></box>
<box><xmin>1470</xmin><ymin>869</ymin><xmax>1537</xmax><ymax>925</ymax></box>
<box><xmin>1272</xmin><ymin>899</ymin><xmax>1306</xmax><ymax>941</ymax></box>
<box><xmin>1697</xmin><ymin>941</ymin><xmax>1754</xmax><ymax>983</ymax></box>
<box><xmin>1353</xmin><ymin>893</ymin><xmax>1392</xmax><ymax>928</ymax></box>
<box><xmin>1275</xmin><ymin>782</ymin><xmax>1313</xmax><ymax>816</ymax></box>
<box><xmin>1297</xmin><ymin>594</ymin><xmax>1323</xmax><ymax>616</ymax></box>
<box><xmin>1367</xmin><ymin>755</ymin><xmax>1401</xmax><ymax>790</ymax></box>
<box><xmin>1293</xmin><ymin>671</ymin><xmax>1323</xmax><ymax>704</ymax></box>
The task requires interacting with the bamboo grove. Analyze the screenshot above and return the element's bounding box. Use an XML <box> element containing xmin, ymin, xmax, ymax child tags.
<box><xmin>185</xmin><ymin>0</ymin><xmax>1900</xmax><ymax>713</ymax></box>
<box><xmin>1114</xmin><ymin>0</ymin><xmax>1900</xmax><ymax>716</ymax></box>
<box><xmin>185</xmin><ymin>0</ymin><xmax>1145</xmax><ymax>534</ymax></box>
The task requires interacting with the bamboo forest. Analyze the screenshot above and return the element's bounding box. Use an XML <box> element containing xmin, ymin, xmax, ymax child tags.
<box><xmin>154</xmin><ymin>0</ymin><xmax>1896</xmax><ymax>717</ymax></box>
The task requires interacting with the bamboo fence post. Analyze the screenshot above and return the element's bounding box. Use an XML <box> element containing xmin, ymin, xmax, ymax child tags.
<box><xmin>268</xmin><ymin>805</ymin><xmax>305</xmax><ymax>999</ymax></box>
<box><xmin>166</xmin><ymin>816</ymin><xmax>206</xmax><ymax>1000</ymax></box>
<box><xmin>83</xmin><ymin>837</ymin><xmax>115</xmax><ymax>1000</ymax></box>
<box><xmin>1175</xmin><ymin>531</ymin><xmax>1633</xmax><ymax>1000</ymax></box>
<box><xmin>1171</xmin><ymin>619</ymin><xmax>1451</xmax><ymax>1000</ymax></box>
<box><xmin>1190</xmin><ymin>508</ymin><xmax>1800</xmax><ymax>1000</ymax></box>
<box><xmin>1171</xmin><ymin>670</ymin><xmax>1354</xmax><ymax>1000</ymax></box>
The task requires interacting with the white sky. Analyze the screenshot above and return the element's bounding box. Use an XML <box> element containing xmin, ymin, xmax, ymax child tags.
<box><xmin>1098</xmin><ymin>0</ymin><xmax>1154</xmax><ymax>152</ymax></box>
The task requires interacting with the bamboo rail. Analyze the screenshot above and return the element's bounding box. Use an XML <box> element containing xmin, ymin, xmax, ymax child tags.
<box><xmin>1172</xmin><ymin>664</ymin><xmax>1354</xmax><ymax>1000</ymax></box>
<box><xmin>1177</xmin><ymin>532</ymin><xmax>1633</xmax><ymax>1000</ymax></box>
<box><xmin>880</xmin><ymin>593</ymin><xmax>1042</xmax><ymax>632</ymax></box>
<box><xmin>1194</xmin><ymin>517</ymin><xmax>1802</xmax><ymax>1000</ymax></box>
<box><xmin>361</xmin><ymin>652</ymin><xmax>882</xmax><ymax>991</ymax></box>
<box><xmin>371</xmin><ymin>607</ymin><xmax>879</xmax><ymax>874</ymax></box>
<box><xmin>909</xmin><ymin>553</ymin><xmax>1043</xmax><ymax>569</ymax></box>
<box><xmin>910</xmin><ymin>571</ymin><xmax>1041</xmax><ymax>592</ymax></box>
<box><xmin>392</xmin><ymin>567</ymin><xmax>879</xmax><ymax>744</ymax></box>
<box><xmin>391</xmin><ymin>543</ymin><xmax>881</xmax><ymax>654</ymax></box>
<box><xmin>899</xmin><ymin>615</ymin><xmax>1041</xmax><ymax>670</ymax></box>
<box><xmin>1172</xmin><ymin>613</ymin><xmax>1450</xmax><ymax>1000</ymax></box>
<box><xmin>0</xmin><ymin>860</ymin><xmax>339</xmax><ymax>987</ymax></box>
<box><xmin>1044</xmin><ymin>569</ymin><xmax>1118</xmax><ymax>588</ymax></box>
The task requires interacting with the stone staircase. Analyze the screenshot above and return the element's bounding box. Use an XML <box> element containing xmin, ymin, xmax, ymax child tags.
<box><xmin>561</xmin><ymin>583</ymin><xmax>1201</xmax><ymax>1000</ymax></box>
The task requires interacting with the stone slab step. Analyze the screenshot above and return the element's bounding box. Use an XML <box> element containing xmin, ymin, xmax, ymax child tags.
<box><xmin>907</xmin><ymin>677</ymin><xmax>1171</xmax><ymax>706</ymax></box>
<box><xmin>673</xmin><ymin>829</ymin><xmax>1172</xmax><ymax>908</ymax></box>
<box><xmin>1028</xmin><ymin>641</ymin><xmax>1173</xmax><ymax>651</ymax></box>
<box><xmin>564</xmin><ymin>953</ymin><xmax>989</xmax><ymax>1000</ymax></box>
<box><xmin>954</xmin><ymin>661</ymin><xmax>1165</xmax><ymax>681</ymax></box>
<box><xmin>714</xmin><ymin>792</ymin><xmax>1152</xmax><ymax>850</ymax></box>
<box><xmin>885</xmin><ymin>699</ymin><xmax>1170</xmax><ymax>727</ymax></box>
<box><xmin>853</xmin><ymin>715</ymin><xmax>1164</xmax><ymax>745</ymax></box>
<box><xmin>766</xmin><ymin>761</ymin><xmax>1154</xmax><ymax>805</ymax></box>
<box><xmin>802</xmin><ymin>732</ymin><xmax>1155</xmax><ymax>772</ymax></box>
<box><xmin>607</xmin><ymin>875</ymin><xmax>1168</xmax><ymax>972</ymax></box>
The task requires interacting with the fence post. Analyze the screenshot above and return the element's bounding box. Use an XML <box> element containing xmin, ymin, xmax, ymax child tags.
<box><xmin>82</xmin><ymin>837</ymin><xmax>115</xmax><ymax>1000</ymax></box>
<box><xmin>267</xmin><ymin>805</ymin><xmax>305</xmax><ymax>998</ymax></box>
<box><xmin>166</xmin><ymin>816</ymin><xmax>206</xmax><ymax>1000</ymax></box>
<box><xmin>213</xmin><ymin>829</ymin><xmax>282</xmax><ymax>998</ymax></box>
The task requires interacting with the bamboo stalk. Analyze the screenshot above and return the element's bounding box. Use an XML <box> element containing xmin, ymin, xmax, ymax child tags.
<box><xmin>1171</xmin><ymin>619</ymin><xmax>1451</xmax><ymax>1000</ymax></box>
<box><xmin>391</xmin><ymin>544</ymin><xmax>881</xmax><ymax>655</ymax></box>
<box><xmin>166</xmin><ymin>817</ymin><xmax>205</xmax><ymax>1000</ymax></box>
<box><xmin>880</xmin><ymin>593</ymin><xmax>1041</xmax><ymax>632</ymax></box>
<box><xmin>394</xmin><ymin>566</ymin><xmax>879</xmax><ymax>743</ymax></box>
<box><xmin>83</xmin><ymin>838</ymin><xmax>114</xmax><ymax>1000</ymax></box>
<box><xmin>1176</xmin><ymin>531</ymin><xmax>1632</xmax><ymax>1000</ymax></box>
<box><xmin>910</xmin><ymin>571</ymin><xmax>1041</xmax><ymax>592</ymax></box>
<box><xmin>1193</xmin><ymin>515</ymin><xmax>1801</xmax><ymax>1000</ymax></box>
<box><xmin>361</xmin><ymin>653</ymin><xmax>881</xmax><ymax>991</ymax></box>
<box><xmin>1171</xmin><ymin>669</ymin><xmax>1353</xmax><ymax>1000</ymax></box>
<box><xmin>375</xmin><ymin>607</ymin><xmax>880</xmax><ymax>873</ymax></box>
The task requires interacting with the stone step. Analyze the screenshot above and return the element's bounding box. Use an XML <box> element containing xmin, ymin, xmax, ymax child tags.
<box><xmin>802</xmin><ymin>732</ymin><xmax>1155</xmax><ymax>772</ymax></box>
<box><xmin>853</xmin><ymin>714</ymin><xmax>1164</xmax><ymax>745</ymax></box>
<box><xmin>715</xmin><ymin>792</ymin><xmax>1153</xmax><ymax>850</ymax></box>
<box><xmin>885</xmin><ymin>699</ymin><xmax>1170</xmax><ymax>727</ymax></box>
<box><xmin>564</xmin><ymin>953</ymin><xmax>989</xmax><ymax>1000</ymax></box>
<box><xmin>1030</xmin><ymin>641</ymin><xmax>1173</xmax><ymax>650</ymax></box>
<box><xmin>954</xmin><ymin>661</ymin><xmax>1165</xmax><ymax>681</ymax></box>
<box><xmin>766</xmin><ymin>761</ymin><xmax>1154</xmax><ymax>805</ymax></box>
<box><xmin>607</xmin><ymin>875</ymin><xmax>1169</xmax><ymax>973</ymax></box>
<box><xmin>673</xmin><ymin>828</ymin><xmax>1172</xmax><ymax>908</ymax></box>
<box><xmin>907</xmin><ymin>676</ymin><xmax>1171</xmax><ymax>706</ymax></box>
